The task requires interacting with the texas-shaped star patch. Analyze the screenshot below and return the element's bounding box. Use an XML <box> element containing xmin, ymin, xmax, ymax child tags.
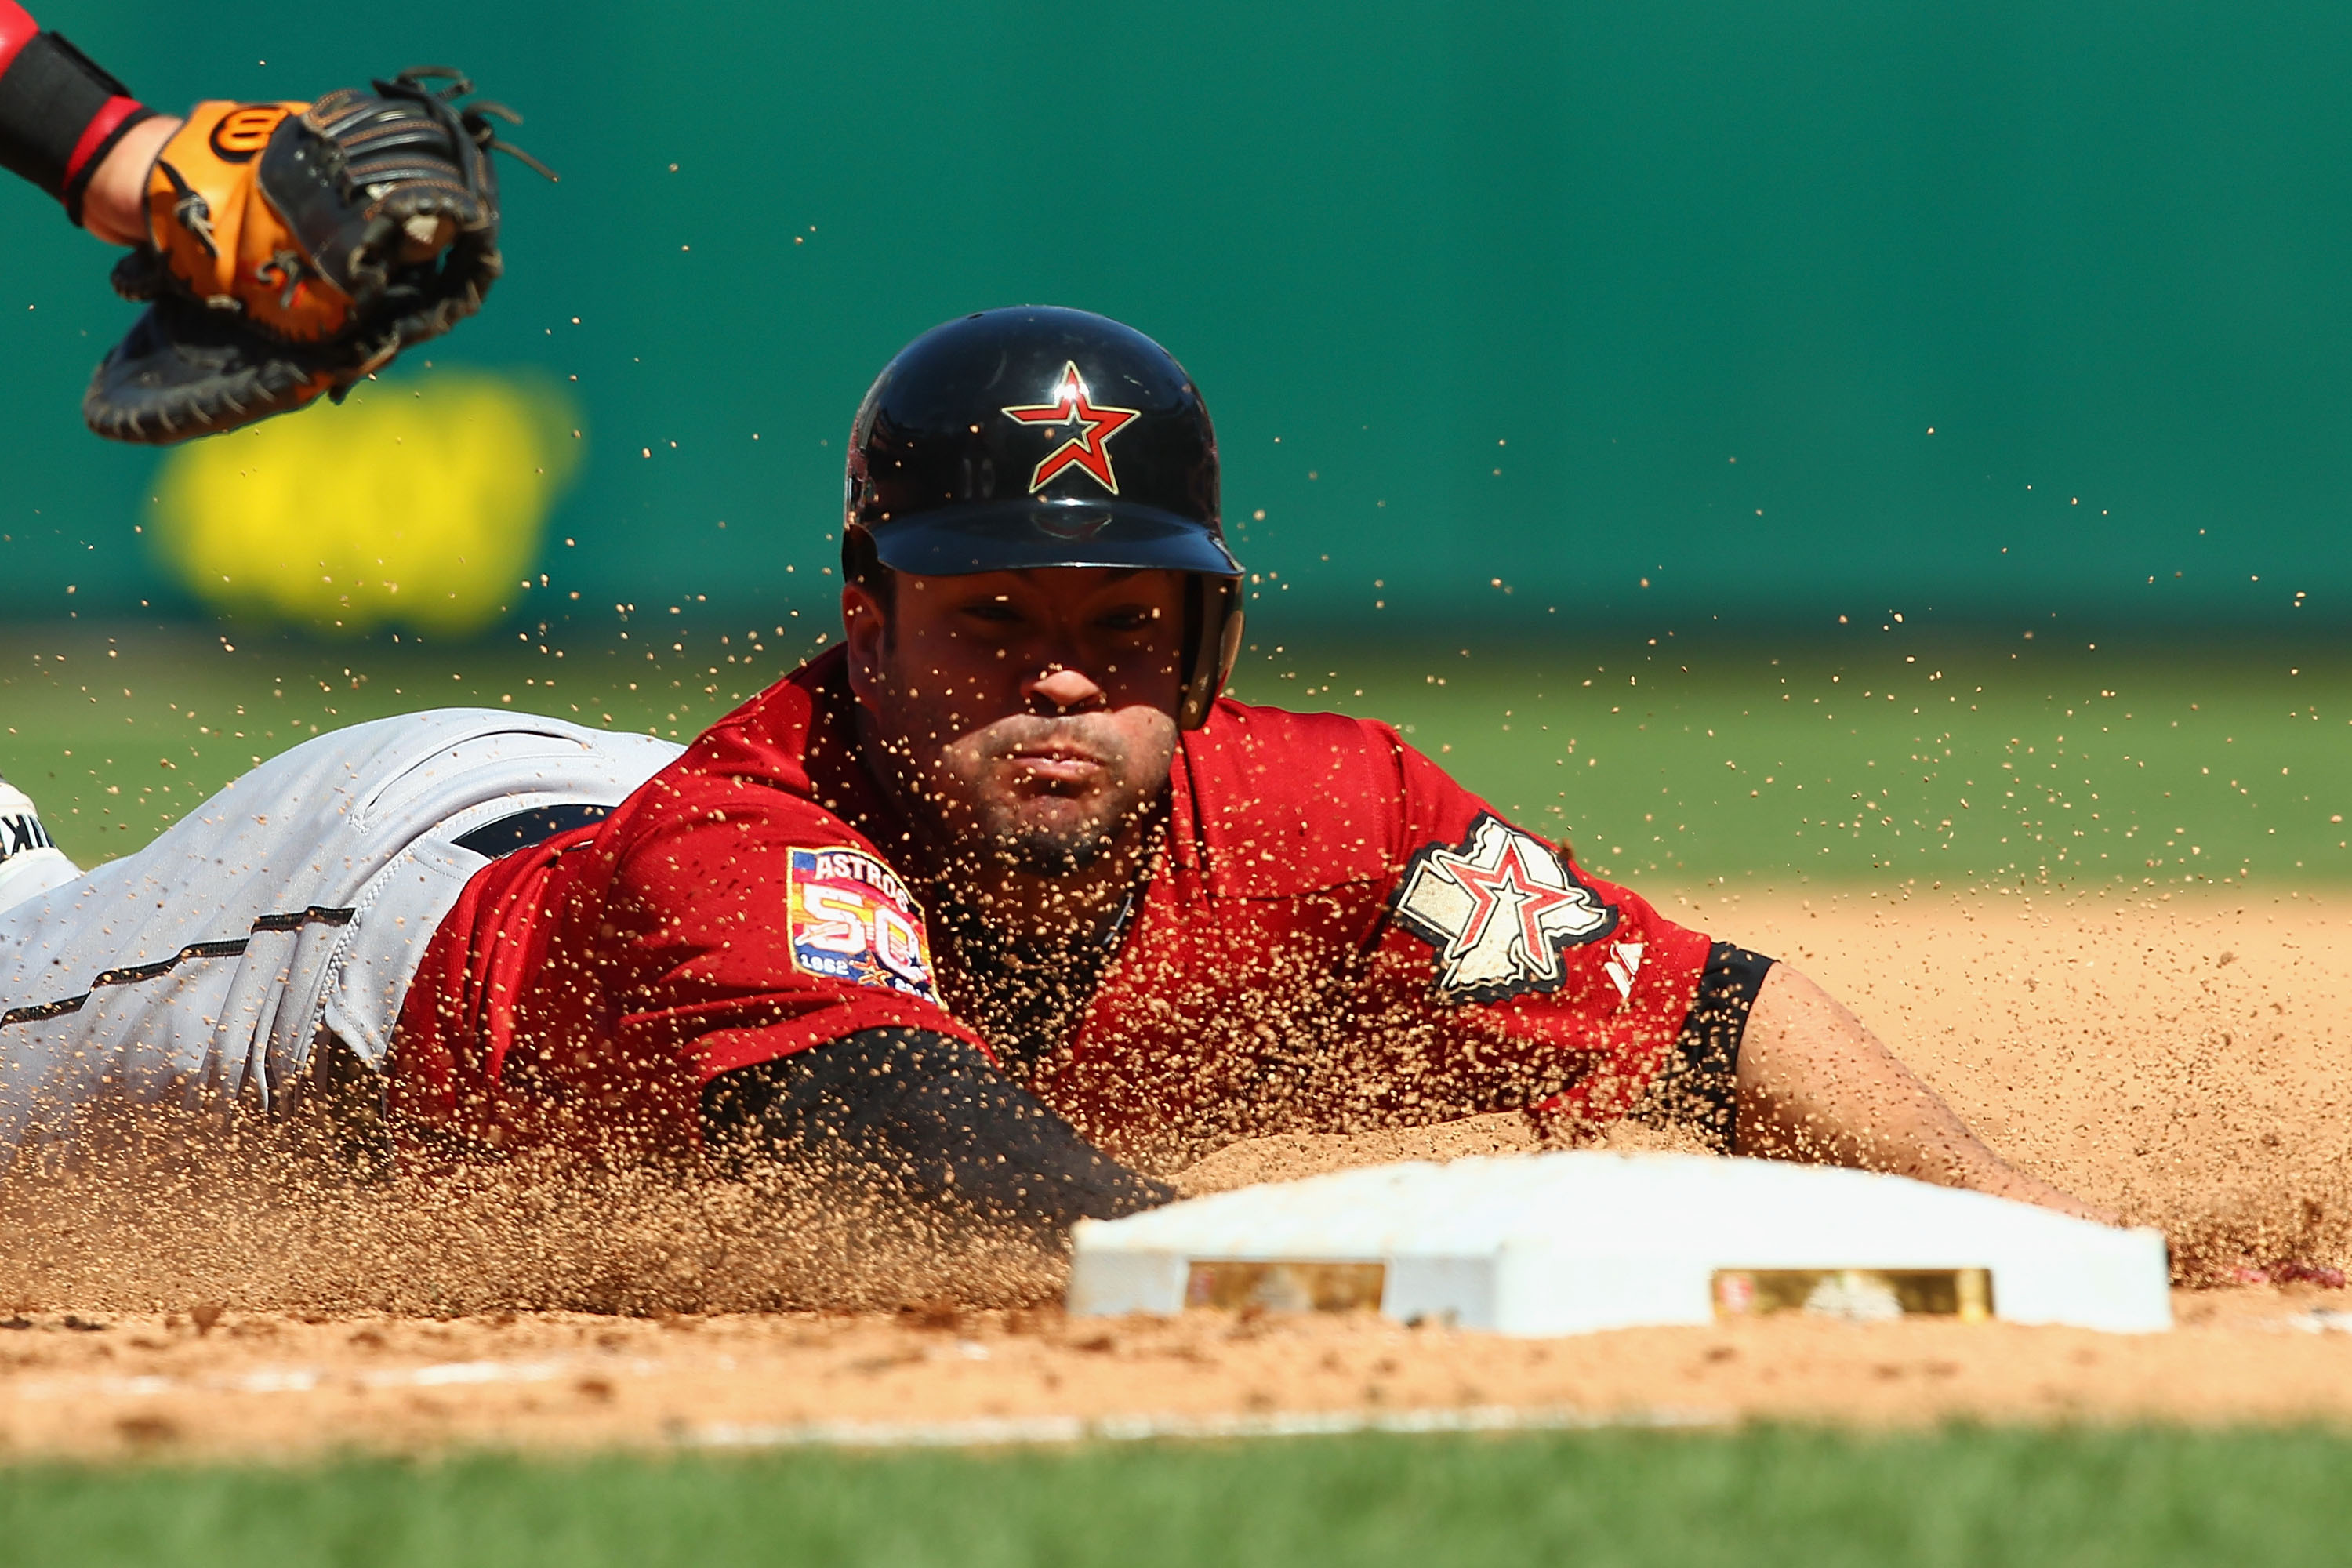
<box><xmin>1388</xmin><ymin>815</ymin><xmax>1617</xmax><ymax>1004</ymax></box>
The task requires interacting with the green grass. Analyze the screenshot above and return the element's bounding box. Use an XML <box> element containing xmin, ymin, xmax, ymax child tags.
<box><xmin>1279</xmin><ymin>635</ymin><xmax>2352</xmax><ymax>889</ymax></box>
<box><xmin>4</xmin><ymin>622</ymin><xmax>2346</xmax><ymax>887</ymax></box>
<box><xmin>3</xmin><ymin>1428</ymin><xmax>2350</xmax><ymax>1566</ymax></box>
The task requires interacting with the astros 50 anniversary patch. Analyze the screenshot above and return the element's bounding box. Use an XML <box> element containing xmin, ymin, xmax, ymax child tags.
<box><xmin>1390</xmin><ymin>815</ymin><xmax>1617</xmax><ymax>1004</ymax></box>
<box><xmin>786</xmin><ymin>846</ymin><xmax>940</xmax><ymax>1002</ymax></box>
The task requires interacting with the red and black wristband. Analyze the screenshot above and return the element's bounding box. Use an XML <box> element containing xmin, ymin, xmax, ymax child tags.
<box><xmin>0</xmin><ymin>2</ymin><xmax>153</xmax><ymax>227</ymax></box>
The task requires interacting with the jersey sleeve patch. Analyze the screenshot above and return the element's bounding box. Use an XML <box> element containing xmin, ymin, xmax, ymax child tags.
<box><xmin>1388</xmin><ymin>814</ymin><xmax>1618</xmax><ymax>1004</ymax></box>
<box><xmin>786</xmin><ymin>846</ymin><xmax>940</xmax><ymax>1003</ymax></box>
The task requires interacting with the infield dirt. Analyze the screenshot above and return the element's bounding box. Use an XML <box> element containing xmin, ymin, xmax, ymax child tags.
<box><xmin>2</xmin><ymin>884</ymin><xmax>2350</xmax><ymax>1457</ymax></box>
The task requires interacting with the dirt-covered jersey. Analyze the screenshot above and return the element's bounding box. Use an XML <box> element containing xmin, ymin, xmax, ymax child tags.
<box><xmin>390</xmin><ymin>648</ymin><xmax>1719</xmax><ymax>1169</ymax></box>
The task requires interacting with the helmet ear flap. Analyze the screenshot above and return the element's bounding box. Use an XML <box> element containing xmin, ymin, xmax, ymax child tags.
<box><xmin>1177</xmin><ymin>576</ymin><xmax>1242</xmax><ymax>729</ymax></box>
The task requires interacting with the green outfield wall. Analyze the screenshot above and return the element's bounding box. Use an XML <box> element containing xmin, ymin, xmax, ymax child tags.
<box><xmin>2</xmin><ymin>0</ymin><xmax>2348</xmax><ymax>637</ymax></box>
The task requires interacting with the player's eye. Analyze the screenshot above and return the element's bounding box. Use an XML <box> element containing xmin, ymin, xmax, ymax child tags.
<box><xmin>957</xmin><ymin>600</ymin><xmax>1024</xmax><ymax>626</ymax></box>
<box><xmin>1095</xmin><ymin>606</ymin><xmax>1156</xmax><ymax>633</ymax></box>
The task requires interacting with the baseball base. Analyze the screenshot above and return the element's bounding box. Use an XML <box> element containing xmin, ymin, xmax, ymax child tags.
<box><xmin>1068</xmin><ymin>1152</ymin><xmax>2172</xmax><ymax>1335</ymax></box>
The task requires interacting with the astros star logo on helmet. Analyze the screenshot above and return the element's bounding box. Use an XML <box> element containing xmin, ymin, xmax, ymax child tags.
<box><xmin>1000</xmin><ymin>362</ymin><xmax>1140</xmax><ymax>495</ymax></box>
<box><xmin>1390</xmin><ymin>815</ymin><xmax>1617</xmax><ymax>1003</ymax></box>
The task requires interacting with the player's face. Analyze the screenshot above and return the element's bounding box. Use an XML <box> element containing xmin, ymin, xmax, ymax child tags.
<box><xmin>844</xmin><ymin>567</ymin><xmax>1189</xmax><ymax>874</ymax></box>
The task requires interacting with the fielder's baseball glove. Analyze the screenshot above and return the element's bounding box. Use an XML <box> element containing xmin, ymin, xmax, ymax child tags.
<box><xmin>84</xmin><ymin>67</ymin><xmax>548</xmax><ymax>445</ymax></box>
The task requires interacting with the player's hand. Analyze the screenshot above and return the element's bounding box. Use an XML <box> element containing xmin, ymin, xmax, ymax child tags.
<box><xmin>82</xmin><ymin>67</ymin><xmax>550</xmax><ymax>444</ymax></box>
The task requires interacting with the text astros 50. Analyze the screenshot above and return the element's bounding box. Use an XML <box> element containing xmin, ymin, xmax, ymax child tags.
<box><xmin>785</xmin><ymin>846</ymin><xmax>940</xmax><ymax>1002</ymax></box>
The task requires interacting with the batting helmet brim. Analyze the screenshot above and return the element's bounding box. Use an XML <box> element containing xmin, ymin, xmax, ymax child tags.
<box><xmin>860</xmin><ymin>499</ymin><xmax>1243</xmax><ymax>579</ymax></box>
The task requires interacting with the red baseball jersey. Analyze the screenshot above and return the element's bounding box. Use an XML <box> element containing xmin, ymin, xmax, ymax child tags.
<box><xmin>390</xmin><ymin>649</ymin><xmax>1717</xmax><ymax>1170</ymax></box>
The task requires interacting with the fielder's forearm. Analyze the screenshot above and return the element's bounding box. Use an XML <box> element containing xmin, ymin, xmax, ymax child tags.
<box><xmin>0</xmin><ymin>2</ymin><xmax>158</xmax><ymax>228</ymax></box>
<box><xmin>1732</xmin><ymin>964</ymin><xmax>2114</xmax><ymax>1222</ymax></box>
<box><xmin>79</xmin><ymin>110</ymin><xmax>171</xmax><ymax>242</ymax></box>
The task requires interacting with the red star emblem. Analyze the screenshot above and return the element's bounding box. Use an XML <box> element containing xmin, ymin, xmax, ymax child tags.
<box><xmin>1445</xmin><ymin>836</ymin><xmax>1586</xmax><ymax>974</ymax></box>
<box><xmin>1000</xmin><ymin>362</ymin><xmax>1140</xmax><ymax>495</ymax></box>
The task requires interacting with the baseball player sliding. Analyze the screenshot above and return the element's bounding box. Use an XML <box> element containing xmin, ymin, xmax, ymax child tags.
<box><xmin>0</xmin><ymin>303</ymin><xmax>2109</xmax><ymax>1240</ymax></box>
<box><xmin>0</xmin><ymin>18</ymin><xmax>2107</xmax><ymax>1241</ymax></box>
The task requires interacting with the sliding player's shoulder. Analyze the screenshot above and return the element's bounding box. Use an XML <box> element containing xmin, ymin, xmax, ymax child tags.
<box><xmin>1189</xmin><ymin>697</ymin><xmax>1410</xmax><ymax>781</ymax></box>
<box><xmin>1178</xmin><ymin>700</ymin><xmax>1421</xmax><ymax>891</ymax></box>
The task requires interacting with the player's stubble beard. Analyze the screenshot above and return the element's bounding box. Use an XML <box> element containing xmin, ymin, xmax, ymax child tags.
<box><xmin>857</xmin><ymin>689</ymin><xmax>1178</xmax><ymax>902</ymax></box>
<box><xmin>941</xmin><ymin>713</ymin><xmax>1171</xmax><ymax>877</ymax></box>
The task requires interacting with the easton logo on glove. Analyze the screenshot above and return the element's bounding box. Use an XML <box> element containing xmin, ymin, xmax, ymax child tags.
<box><xmin>85</xmin><ymin>67</ymin><xmax>550</xmax><ymax>445</ymax></box>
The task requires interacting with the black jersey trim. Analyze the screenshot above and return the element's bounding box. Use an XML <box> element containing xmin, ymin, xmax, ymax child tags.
<box><xmin>450</xmin><ymin>801</ymin><xmax>613</xmax><ymax>858</ymax></box>
<box><xmin>0</xmin><ymin>993</ymin><xmax>88</xmax><ymax>1025</ymax></box>
<box><xmin>250</xmin><ymin>905</ymin><xmax>358</xmax><ymax>933</ymax></box>
<box><xmin>1628</xmin><ymin>941</ymin><xmax>1775</xmax><ymax>1152</ymax></box>
<box><xmin>1</xmin><ymin>905</ymin><xmax>356</xmax><ymax>1029</ymax></box>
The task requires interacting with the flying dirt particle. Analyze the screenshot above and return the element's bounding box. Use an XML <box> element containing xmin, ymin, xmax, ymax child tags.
<box><xmin>902</xmin><ymin>1298</ymin><xmax>963</xmax><ymax>1332</ymax></box>
<box><xmin>116</xmin><ymin>1414</ymin><xmax>178</xmax><ymax>1446</ymax></box>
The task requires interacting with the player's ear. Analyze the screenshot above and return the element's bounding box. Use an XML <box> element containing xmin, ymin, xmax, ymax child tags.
<box><xmin>844</xmin><ymin>582</ymin><xmax>889</xmax><ymax>708</ymax></box>
<box><xmin>1215</xmin><ymin>607</ymin><xmax>1245</xmax><ymax>691</ymax></box>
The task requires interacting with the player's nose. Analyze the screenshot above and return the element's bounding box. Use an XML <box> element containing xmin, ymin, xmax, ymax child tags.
<box><xmin>1025</xmin><ymin>665</ymin><xmax>1108</xmax><ymax>714</ymax></box>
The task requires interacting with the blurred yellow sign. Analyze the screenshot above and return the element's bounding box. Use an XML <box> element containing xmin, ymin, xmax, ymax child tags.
<box><xmin>150</xmin><ymin>372</ymin><xmax>580</xmax><ymax>635</ymax></box>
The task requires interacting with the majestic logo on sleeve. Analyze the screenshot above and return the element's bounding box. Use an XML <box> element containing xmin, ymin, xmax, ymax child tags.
<box><xmin>1389</xmin><ymin>815</ymin><xmax>1617</xmax><ymax>1003</ymax></box>
<box><xmin>786</xmin><ymin>847</ymin><xmax>940</xmax><ymax>1002</ymax></box>
<box><xmin>1000</xmin><ymin>362</ymin><xmax>1140</xmax><ymax>495</ymax></box>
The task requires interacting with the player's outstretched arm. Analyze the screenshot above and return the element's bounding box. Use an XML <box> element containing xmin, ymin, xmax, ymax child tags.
<box><xmin>76</xmin><ymin>110</ymin><xmax>173</xmax><ymax>244</ymax></box>
<box><xmin>1733</xmin><ymin>964</ymin><xmax>2116</xmax><ymax>1224</ymax></box>
<box><xmin>702</xmin><ymin>1028</ymin><xmax>1174</xmax><ymax>1246</ymax></box>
